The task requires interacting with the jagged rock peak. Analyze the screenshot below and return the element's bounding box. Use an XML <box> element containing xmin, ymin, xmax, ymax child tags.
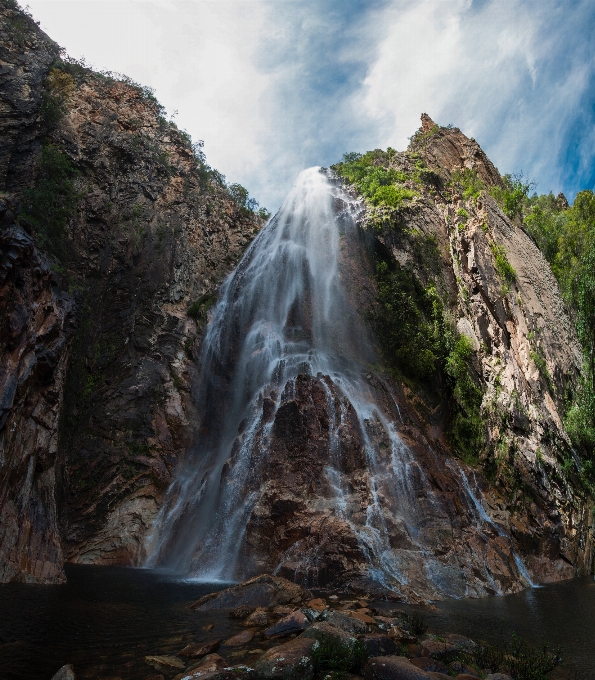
<box><xmin>420</xmin><ymin>112</ymin><xmax>436</xmax><ymax>132</ymax></box>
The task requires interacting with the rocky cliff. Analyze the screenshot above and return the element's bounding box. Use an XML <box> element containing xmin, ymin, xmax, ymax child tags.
<box><xmin>0</xmin><ymin>1</ymin><xmax>262</xmax><ymax>582</ymax></box>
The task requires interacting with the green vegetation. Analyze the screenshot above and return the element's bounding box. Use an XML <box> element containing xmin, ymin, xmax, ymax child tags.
<box><xmin>519</xmin><ymin>189</ymin><xmax>595</xmax><ymax>475</ymax></box>
<box><xmin>311</xmin><ymin>633</ymin><xmax>368</xmax><ymax>674</ymax></box>
<box><xmin>490</xmin><ymin>172</ymin><xmax>534</xmax><ymax>219</ymax></box>
<box><xmin>187</xmin><ymin>293</ymin><xmax>216</xmax><ymax>323</ymax></box>
<box><xmin>40</xmin><ymin>67</ymin><xmax>75</xmax><ymax>128</ymax></box>
<box><xmin>451</xmin><ymin>168</ymin><xmax>485</xmax><ymax>201</ymax></box>
<box><xmin>406</xmin><ymin>611</ymin><xmax>428</xmax><ymax>636</ymax></box>
<box><xmin>331</xmin><ymin>150</ymin><xmax>418</xmax><ymax>211</ymax></box>
<box><xmin>490</xmin><ymin>242</ymin><xmax>516</xmax><ymax>293</ymax></box>
<box><xmin>458</xmin><ymin>633</ymin><xmax>561</xmax><ymax>680</ymax></box>
<box><xmin>371</xmin><ymin>246</ymin><xmax>484</xmax><ymax>463</ymax></box>
<box><xmin>20</xmin><ymin>144</ymin><xmax>82</xmax><ymax>258</ymax></box>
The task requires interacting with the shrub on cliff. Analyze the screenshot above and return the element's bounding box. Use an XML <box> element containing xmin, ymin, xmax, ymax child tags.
<box><xmin>20</xmin><ymin>144</ymin><xmax>82</xmax><ymax>258</ymax></box>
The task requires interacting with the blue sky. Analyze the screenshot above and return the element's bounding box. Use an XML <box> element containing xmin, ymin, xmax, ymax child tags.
<box><xmin>24</xmin><ymin>0</ymin><xmax>595</xmax><ymax>212</ymax></box>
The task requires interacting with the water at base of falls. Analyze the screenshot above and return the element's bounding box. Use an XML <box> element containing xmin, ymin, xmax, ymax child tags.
<box><xmin>145</xmin><ymin>167</ymin><xmax>534</xmax><ymax>599</ymax></box>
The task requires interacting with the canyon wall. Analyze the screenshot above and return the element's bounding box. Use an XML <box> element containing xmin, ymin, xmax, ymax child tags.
<box><xmin>0</xmin><ymin>1</ymin><xmax>261</xmax><ymax>582</ymax></box>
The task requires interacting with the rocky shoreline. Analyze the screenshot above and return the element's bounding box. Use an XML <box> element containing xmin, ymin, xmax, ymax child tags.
<box><xmin>50</xmin><ymin>575</ymin><xmax>563</xmax><ymax>680</ymax></box>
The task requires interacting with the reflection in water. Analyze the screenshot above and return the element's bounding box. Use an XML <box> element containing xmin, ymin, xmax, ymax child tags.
<box><xmin>0</xmin><ymin>566</ymin><xmax>594</xmax><ymax>679</ymax></box>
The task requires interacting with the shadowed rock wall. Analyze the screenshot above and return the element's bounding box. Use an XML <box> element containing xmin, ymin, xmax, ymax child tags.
<box><xmin>0</xmin><ymin>1</ymin><xmax>262</xmax><ymax>582</ymax></box>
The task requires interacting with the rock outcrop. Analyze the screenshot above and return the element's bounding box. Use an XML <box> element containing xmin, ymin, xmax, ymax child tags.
<box><xmin>0</xmin><ymin>1</ymin><xmax>261</xmax><ymax>582</ymax></box>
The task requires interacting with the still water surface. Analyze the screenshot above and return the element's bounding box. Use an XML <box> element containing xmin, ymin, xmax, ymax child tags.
<box><xmin>0</xmin><ymin>566</ymin><xmax>594</xmax><ymax>680</ymax></box>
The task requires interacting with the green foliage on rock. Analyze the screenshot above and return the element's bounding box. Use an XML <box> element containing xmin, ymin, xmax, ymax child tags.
<box><xmin>331</xmin><ymin>151</ymin><xmax>418</xmax><ymax>210</ymax></box>
<box><xmin>521</xmin><ymin>189</ymin><xmax>595</xmax><ymax>465</ymax></box>
<box><xmin>20</xmin><ymin>144</ymin><xmax>82</xmax><ymax>258</ymax></box>
<box><xmin>40</xmin><ymin>67</ymin><xmax>75</xmax><ymax>128</ymax></box>
<box><xmin>489</xmin><ymin>172</ymin><xmax>534</xmax><ymax>219</ymax></box>
<box><xmin>490</xmin><ymin>242</ymin><xmax>516</xmax><ymax>292</ymax></box>
<box><xmin>311</xmin><ymin>633</ymin><xmax>368</xmax><ymax>674</ymax></box>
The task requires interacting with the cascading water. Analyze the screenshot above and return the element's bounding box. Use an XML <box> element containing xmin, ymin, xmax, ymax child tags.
<box><xmin>146</xmin><ymin>167</ymin><xmax>535</xmax><ymax>599</ymax></box>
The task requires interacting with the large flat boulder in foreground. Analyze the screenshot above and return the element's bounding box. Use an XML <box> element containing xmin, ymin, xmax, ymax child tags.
<box><xmin>189</xmin><ymin>574</ymin><xmax>311</xmax><ymax>611</ymax></box>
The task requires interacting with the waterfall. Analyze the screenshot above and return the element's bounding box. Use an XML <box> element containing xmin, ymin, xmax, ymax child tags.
<box><xmin>145</xmin><ymin>167</ymin><xmax>535</xmax><ymax>598</ymax></box>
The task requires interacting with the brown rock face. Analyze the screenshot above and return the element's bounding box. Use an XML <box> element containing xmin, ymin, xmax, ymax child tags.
<box><xmin>0</xmin><ymin>3</ymin><xmax>261</xmax><ymax>582</ymax></box>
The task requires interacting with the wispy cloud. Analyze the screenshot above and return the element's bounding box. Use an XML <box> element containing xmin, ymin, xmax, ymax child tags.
<box><xmin>24</xmin><ymin>0</ymin><xmax>595</xmax><ymax>210</ymax></box>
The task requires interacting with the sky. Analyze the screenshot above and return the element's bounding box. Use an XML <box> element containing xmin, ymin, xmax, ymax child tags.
<box><xmin>22</xmin><ymin>0</ymin><xmax>595</xmax><ymax>213</ymax></box>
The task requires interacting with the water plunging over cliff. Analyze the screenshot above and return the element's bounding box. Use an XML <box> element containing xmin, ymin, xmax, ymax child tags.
<box><xmin>146</xmin><ymin>168</ymin><xmax>535</xmax><ymax>599</ymax></box>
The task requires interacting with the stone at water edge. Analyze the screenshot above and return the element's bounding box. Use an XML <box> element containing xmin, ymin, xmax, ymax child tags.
<box><xmin>185</xmin><ymin>653</ymin><xmax>227</xmax><ymax>674</ymax></box>
<box><xmin>179</xmin><ymin>639</ymin><xmax>221</xmax><ymax>658</ymax></box>
<box><xmin>264</xmin><ymin>610</ymin><xmax>309</xmax><ymax>638</ymax></box>
<box><xmin>189</xmin><ymin>574</ymin><xmax>310</xmax><ymax>611</ymax></box>
<box><xmin>145</xmin><ymin>655</ymin><xmax>186</xmax><ymax>671</ymax></box>
<box><xmin>449</xmin><ymin>661</ymin><xmax>480</xmax><ymax>678</ymax></box>
<box><xmin>363</xmin><ymin>656</ymin><xmax>432</xmax><ymax>679</ymax></box>
<box><xmin>252</xmin><ymin>636</ymin><xmax>316</xmax><ymax>680</ymax></box>
<box><xmin>307</xmin><ymin>597</ymin><xmax>327</xmax><ymax>611</ymax></box>
<box><xmin>351</xmin><ymin>610</ymin><xmax>376</xmax><ymax>624</ymax></box>
<box><xmin>50</xmin><ymin>665</ymin><xmax>76</xmax><ymax>680</ymax></box>
<box><xmin>387</xmin><ymin>627</ymin><xmax>418</xmax><ymax>645</ymax></box>
<box><xmin>485</xmin><ymin>675</ymin><xmax>513</xmax><ymax>680</ymax></box>
<box><xmin>301</xmin><ymin>621</ymin><xmax>357</xmax><ymax>647</ymax></box>
<box><xmin>230</xmin><ymin>605</ymin><xmax>255</xmax><ymax>619</ymax></box>
<box><xmin>220</xmin><ymin>629</ymin><xmax>255</xmax><ymax>647</ymax></box>
<box><xmin>242</xmin><ymin>607</ymin><xmax>269</xmax><ymax>626</ymax></box>
<box><xmin>420</xmin><ymin>639</ymin><xmax>458</xmax><ymax>659</ymax></box>
<box><xmin>446</xmin><ymin>634</ymin><xmax>477</xmax><ymax>652</ymax></box>
<box><xmin>323</xmin><ymin>609</ymin><xmax>369</xmax><ymax>634</ymax></box>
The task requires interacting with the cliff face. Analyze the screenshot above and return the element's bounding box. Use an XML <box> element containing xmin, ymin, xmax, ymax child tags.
<box><xmin>339</xmin><ymin>115</ymin><xmax>594</xmax><ymax>588</ymax></box>
<box><xmin>0</xmin><ymin>2</ymin><xmax>261</xmax><ymax>582</ymax></box>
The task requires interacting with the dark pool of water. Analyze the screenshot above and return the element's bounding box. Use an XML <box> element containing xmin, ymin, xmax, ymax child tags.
<box><xmin>1</xmin><ymin>566</ymin><xmax>594</xmax><ymax>680</ymax></box>
<box><xmin>378</xmin><ymin>576</ymin><xmax>595</xmax><ymax>680</ymax></box>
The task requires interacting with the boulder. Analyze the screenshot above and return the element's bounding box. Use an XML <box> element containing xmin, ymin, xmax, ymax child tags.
<box><xmin>323</xmin><ymin>610</ymin><xmax>369</xmax><ymax>634</ymax></box>
<box><xmin>363</xmin><ymin>656</ymin><xmax>432</xmax><ymax>679</ymax></box>
<box><xmin>50</xmin><ymin>665</ymin><xmax>76</xmax><ymax>680</ymax></box>
<box><xmin>485</xmin><ymin>675</ymin><xmax>513</xmax><ymax>680</ymax></box>
<box><xmin>265</xmin><ymin>610</ymin><xmax>309</xmax><ymax>638</ymax></box>
<box><xmin>420</xmin><ymin>640</ymin><xmax>458</xmax><ymax>659</ymax></box>
<box><xmin>446</xmin><ymin>634</ymin><xmax>476</xmax><ymax>652</ymax></box>
<box><xmin>145</xmin><ymin>655</ymin><xmax>186</xmax><ymax>672</ymax></box>
<box><xmin>220</xmin><ymin>630</ymin><xmax>254</xmax><ymax>648</ymax></box>
<box><xmin>186</xmin><ymin>653</ymin><xmax>227</xmax><ymax>674</ymax></box>
<box><xmin>179</xmin><ymin>639</ymin><xmax>221</xmax><ymax>658</ymax></box>
<box><xmin>243</xmin><ymin>608</ymin><xmax>269</xmax><ymax>627</ymax></box>
<box><xmin>252</xmin><ymin>636</ymin><xmax>316</xmax><ymax>679</ymax></box>
<box><xmin>456</xmin><ymin>675</ymin><xmax>483</xmax><ymax>680</ymax></box>
<box><xmin>301</xmin><ymin>621</ymin><xmax>356</xmax><ymax>647</ymax></box>
<box><xmin>307</xmin><ymin>598</ymin><xmax>327</xmax><ymax>611</ymax></box>
<box><xmin>357</xmin><ymin>634</ymin><xmax>399</xmax><ymax>657</ymax></box>
<box><xmin>351</xmin><ymin>610</ymin><xmax>376</xmax><ymax>624</ymax></box>
<box><xmin>190</xmin><ymin>575</ymin><xmax>310</xmax><ymax>611</ymax></box>
<box><xmin>230</xmin><ymin>605</ymin><xmax>255</xmax><ymax>619</ymax></box>
<box><xmin>426</xmin><ymin>674</ymin><xmax>451</xmax><ymax>680</ymax></box>
<box><xmin>410</xmin><ymin>657</ymin><xmax>448</xmax><ymax>673</ymax></box>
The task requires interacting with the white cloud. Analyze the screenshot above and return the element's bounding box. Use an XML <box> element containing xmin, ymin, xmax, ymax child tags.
<box><xmin>22</xmin><ymin>0</ymin><xmax>595</xmax><ymax>210</ymax></box>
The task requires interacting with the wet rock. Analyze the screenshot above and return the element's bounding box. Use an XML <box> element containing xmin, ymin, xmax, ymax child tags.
<box><xmin>179</xmin><ymin>639</ymin><xmax>221</xmax><ymax>658</ymax></box>
<box><xmin>301</xmin><ymin>621</ymin><xmax>356</xmax><ymax>646</ymax></box>
<box><xmin>456</xmin><ymin>675</ymin><xmax>483</xmax><ymax>680</ymax></box>
<box><xmin>186</xmin><ymin>653</ymin><xmax>227</xmax><ymax>674</ymax></box>
<box><xmin>485</xmin><ymin>675</ymin><xmax>513</xmax><ymax>680</ymax></box>
<box><xmin>420</xmin><ymin>639</ymin><xmax>457</xmax><ymax>659</ymax></box>
<box><xmin>252</xmin><ymin>636</ymin><xmax>316</xmax><ymax>679</ymax></box>
<box><xmin>272</xmin><ymin>605</ymin><xmax>294</xmax><ymax>616</ymax></box>
<box><xmin>264</xmin><ymin>610</ymin><xmax>309</xmax><ymax>638</ymax></box>
<box><xmin>190</xmin><ymin>575</ymin><xmax>310</xmax><ymax>611</ymax></box>
<box><xmin>145</xmin><ymin>655</ymin><xmax>186</xmax><ymax>672</ymax></box>
<box><xmin>426</xmin><ymin>674</ymin><xmax>451</xmax><ymax>680</ymax></box>
<box><xmin>50</xmin><ymin>665</ymin><xmax>76</xmax><ymax>680</ymax></box>
<box><xmin>358</xmin><ymin>633</ymin><xmax>399</xmax><ymax>657</ymax></box>
<box><xmin>221</xmin><ymin>630</ymin><xmax>254</xmax><ymax>648</ymax></box>
<box><xmin>410</xmin><ymin>657</ymin><xmax>448</xmax><ymax>673</ymax></box>
<box><xmin>307</xmin><ymin>598</ymin><xmax>327</xmax><ymax>611</ymax></box>
<box><xmin>323</xmin><ymin>610</ymin><xmax>369</xmax><ymax>634</ymax></box>
<box><xmin>230</xmin><ymin>606</ymin><xmax>255</xmax><ymax>619</ymax></box>
<box><xmin>351</xmin><ymin>610</ymin><xmax>376</xmax><ymax>624</ymax></box>
<box><xmin>243</xmin><ymin>607</ymin><xmax>269</xmax><ymax>626</ymax></box>
<box><xmin>363</xmin><ymin>656</ymin><xmax>431</xmax><ymax>679</ymax></box>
